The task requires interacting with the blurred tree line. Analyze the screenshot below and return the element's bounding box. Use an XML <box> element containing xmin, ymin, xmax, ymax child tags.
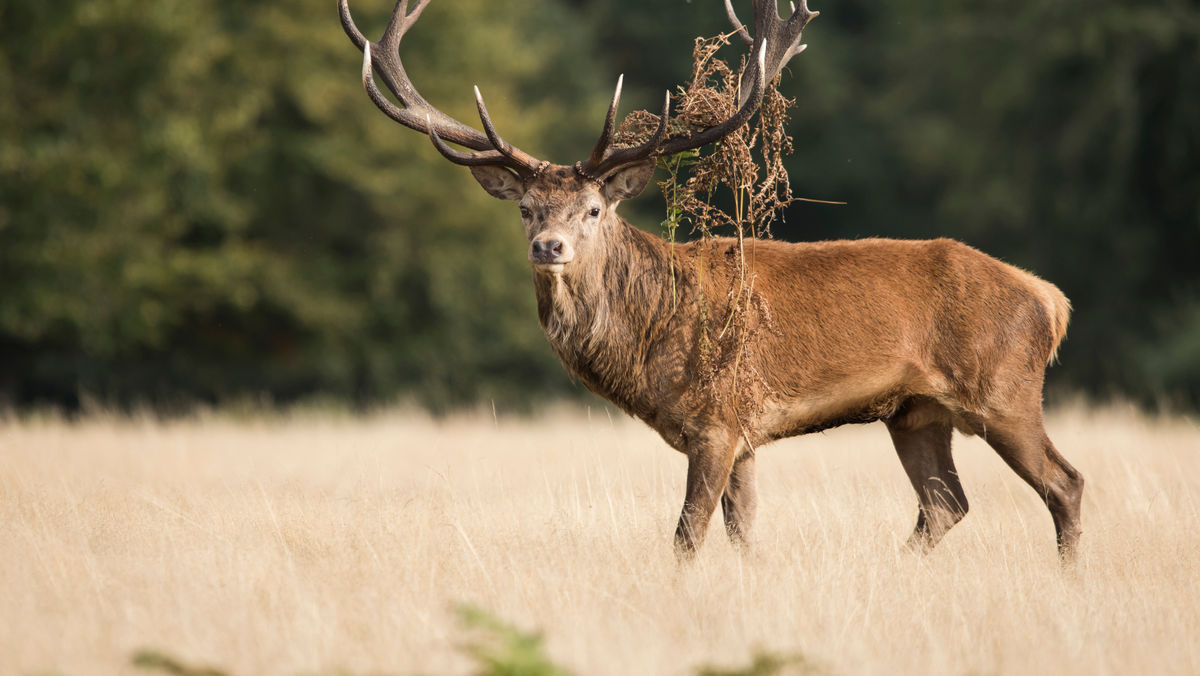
<box><xmin>1</xmin><ymin>0</ymin><xmax>1197</xmax><ymax>412</ymax></box>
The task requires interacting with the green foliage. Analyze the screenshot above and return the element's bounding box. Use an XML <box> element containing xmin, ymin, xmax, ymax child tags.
<box><xmin>1</xmin><ymin>0</ymin><xmax>1198</xmax><ymax>411</ymax></box>
<box><xmin>453</xmin><ymin>604</ymin><xmax>572</xmax><ymax>676</ymax></box>
<box><xmin>132</xmin><ymin>648</ymin><xmax>228</xmax><ymax>676</ymax></box>
<box><xmin>0</xmin><ymin>0</ymin><xmax>605</xmax><ymax>412</ymax></box>
<box><xmin>695</xmin><ymin>650</ymin><xmax>825</xmax><ymax>676</ymax></box>
<box><xmin>124</xmin><ymin>606</ymin><xmax>824</xmax><ymax>675</ymax></box>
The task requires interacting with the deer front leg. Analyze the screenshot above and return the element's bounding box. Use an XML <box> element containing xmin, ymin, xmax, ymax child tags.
<box><xmin>721</xmin><ymin>452</ymin><xmax>757</xmax><ymax>550</ymax></box>
<box><xmin>674</xmin><ymin>430</ymin><xmax>742</xmax><ymax>560</ymax></box>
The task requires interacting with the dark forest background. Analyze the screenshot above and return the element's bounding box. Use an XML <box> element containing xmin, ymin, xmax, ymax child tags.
<box><xmin>1</xmin><ymin>0</ymin><xmax>1197</xmax><ymax>413</ymax></box>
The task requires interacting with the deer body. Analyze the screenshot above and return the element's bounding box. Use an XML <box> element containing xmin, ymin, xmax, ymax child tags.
<box><xmin>340</xmin><ymin>0</ymin><xmax>1084</xmax><ymax>560</ymax></box>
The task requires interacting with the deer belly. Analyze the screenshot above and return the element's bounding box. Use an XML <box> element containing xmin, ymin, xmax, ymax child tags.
<box><xmin>755</xmin><ymin>366</ymin><xmax>916</xmax><ymax>439</ymax></box>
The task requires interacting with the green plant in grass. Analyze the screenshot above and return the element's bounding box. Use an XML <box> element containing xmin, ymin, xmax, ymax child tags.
<box><xmin>128</xmin><ymin>606</ymin><xmax>826</xmax><ymax>676</ymax></box>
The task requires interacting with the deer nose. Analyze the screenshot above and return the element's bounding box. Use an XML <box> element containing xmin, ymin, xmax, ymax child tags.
<box><xmin>531</xmin><ymin>239</ymin><xmax>565</xmax><ymax>264</ymax></box>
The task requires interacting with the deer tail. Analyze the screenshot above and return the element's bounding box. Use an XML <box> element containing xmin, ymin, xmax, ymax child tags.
<box><xmin>1042</xmin><ymin>281</ymin><xmax>1071</xmax><ymax>365</ymax></box>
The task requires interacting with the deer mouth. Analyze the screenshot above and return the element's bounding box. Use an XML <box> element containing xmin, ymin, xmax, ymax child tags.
<box><xmin>532</xmin><ymin>260</ymin><xmax>571</xmax><ymax>275</ymax></box>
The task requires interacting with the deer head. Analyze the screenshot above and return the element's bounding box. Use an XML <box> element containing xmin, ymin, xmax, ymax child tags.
<box><xmin>338</xmin><ymin>0</ymin><xmax>817</xmax><ymax>276</ymax></box>
<box><xmin>469</xmin><ymin>159</ymin><xmax>658</xmax><ymax>275</ymax></box>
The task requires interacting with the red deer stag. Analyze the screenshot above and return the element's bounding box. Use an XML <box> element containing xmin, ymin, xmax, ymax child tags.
<box><xmin>339</xmin><ymin>0</ymin><xmax>1084</xmax><ymax>560</ymax></box>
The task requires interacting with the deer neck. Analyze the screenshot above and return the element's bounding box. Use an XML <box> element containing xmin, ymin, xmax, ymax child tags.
<box><xmin>532</xmin><ymin>217</ymin><xmax>677</xmax><ymax>409</ymax></box>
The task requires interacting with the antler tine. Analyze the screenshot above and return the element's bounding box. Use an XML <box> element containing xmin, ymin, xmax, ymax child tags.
<box><xmin>657</xmin><ymin>39</ymin><xmax>767</xmax><ymax>157</ymax></box>
<box><xmin>360</xmin><ymin>43</ymin><xmax>413</xmax><ymax>129</ymax></box>
<box><xmin>474</xmin><ymin>86</ymin><xmax>524</xmax><ymax>165</ymax></box>
<box><xmin>586</xmin><ymin>90</ymin><xmax>672</xmax><ymax>177</ymax></box>
<box><xmin>380</xmin><ymin>0</ymin><xmax>432</xmax><ymax>50</ymax></box>
<box><xmin>342</xmin><ymin>0</ymin><xmax>544</xmax><ymax>176</ymax></box>
<box><xmin>645</xmin><ymin>91</ymin><xmax>673</xmax><ymax>150</ymax></box>
<box><xmin>338</xmin><ymin>0</ymin><xmax>368</xmax><ymax>49</ymax></box>
<box><xmin>731</xmin><ymin>0</ymin><xmax>816</xmax><ymax>106</ymax></box>
<box><xmin>377</xmin><ymin>0</ymin><xmax>406</xmax><ymax>49</ymax></box>
<box><xmin>425</xmin><ymin>116</ymin><xmax>514</xmax><ymax>168</ymax></box>
<box><xmin>586</xmin><ymin>75</ymin><xmax>625</xmax><ymax>169</ymax></box>
<box><xmin>787</xmin><ymin>0</ymin><xmax>819</xmax><ymax>27</ymax></box>
<box><xmin>724</xmin><ymin>0</ymin><xmax>753</xmax><ymax>46</ymax></box>
<box><xmin>784</xmin><ymin>0</ymin><xmax>819</xmax><ymax>59</ymax></box>
<box><xmin>358</xmin><ymin>41</ymin><xmax>480</xmax><ymax>148</ymax></box>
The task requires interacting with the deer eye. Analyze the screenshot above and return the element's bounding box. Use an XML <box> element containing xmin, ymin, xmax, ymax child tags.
<box><xmin>588</xmin><ymin>207</ymin><xmax>601</xmax><ymax>218</ymax></box>
<box><xmin>519</xmin><ymin>206</ymin><xmax>532</xmax><ymax>220</ymax></box>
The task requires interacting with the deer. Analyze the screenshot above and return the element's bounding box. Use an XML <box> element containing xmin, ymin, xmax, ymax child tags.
<box><xmin>338</xmin><ymin>0</ymin><xmax>1085</xmax><ymax>561</ymax></box>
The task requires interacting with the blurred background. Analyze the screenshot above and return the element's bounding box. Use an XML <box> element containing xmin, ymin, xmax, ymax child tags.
<box><xmin>1</xmin><ymin>0</ymin><xmax>1197</xmax><ymax>414</ymax></box>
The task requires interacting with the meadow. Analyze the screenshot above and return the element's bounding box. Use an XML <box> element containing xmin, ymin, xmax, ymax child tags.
<box><xmin>2</xmin><ymin>404</ymin><xmax>1198</xmax><ymax>675</ymax></box>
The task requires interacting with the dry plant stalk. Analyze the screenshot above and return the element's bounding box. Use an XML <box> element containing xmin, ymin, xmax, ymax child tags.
<box><xmin>616</xmin><ymin>32</ymin><xmax>801</xmax><ymax>425</ymax></box>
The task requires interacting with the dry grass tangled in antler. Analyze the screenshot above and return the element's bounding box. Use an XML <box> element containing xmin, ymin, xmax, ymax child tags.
<box><xmin>616</xmin><ymin>32</ymin><xmax>799</xmax><ymax>240</ymax></box>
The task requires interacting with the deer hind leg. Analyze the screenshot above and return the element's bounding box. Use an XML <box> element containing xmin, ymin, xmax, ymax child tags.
<box><xmin>721</xmin><ymin>452</ymin><xmax>757</xmax><ymax>550</ymax></box>
<box><xmin>978</xmin><ymin>411</ymin><xmax>1084</xmax><ymax>560</ymax></box>
<box><xmin>885</xmin><ymin>412</ymin><xmax>968</xmax><ymax>552</ymax></box>
<box><xmin>674</xmin><ymin>429</ymin><xmax>742</xmax><ymax>560</ymax></box>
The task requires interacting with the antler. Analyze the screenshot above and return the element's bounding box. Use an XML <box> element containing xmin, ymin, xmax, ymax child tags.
<box><xmin>339</xmin><ymin>0</ymin><xmax>545</xmax><ymax>176</ymax></box>
<box><xmin>724</xmin><ymin>0</ymin><xmax>817</xmax><ymax>103</ymax></box>
<box><xmin>580</xmin><ymin>0</ymin><xmax>818</xmax><ymax>180</ymax></box>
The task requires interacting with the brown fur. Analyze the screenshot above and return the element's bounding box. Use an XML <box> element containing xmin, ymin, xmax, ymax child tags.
<box><xmin>472</xmin><ymin>162</ymin><xmax>1084</xmax><ymax>562</ymax></box>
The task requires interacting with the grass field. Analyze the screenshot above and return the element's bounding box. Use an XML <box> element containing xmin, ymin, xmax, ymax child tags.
<box><xmin>2</xmin><ymin>404</ymin><xmax>1198</xmax><ymax>675</ymax></box>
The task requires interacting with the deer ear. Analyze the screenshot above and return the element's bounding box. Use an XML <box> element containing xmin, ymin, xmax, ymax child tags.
<box><xmin>470</xmin><ymin>166</ymin><xmax>525</xmax><ymax>201</ymax></box>
<box><xmin>602</xmin><ymin>160</ymin><xmax>657</xmax><ymax>201</ymax></box>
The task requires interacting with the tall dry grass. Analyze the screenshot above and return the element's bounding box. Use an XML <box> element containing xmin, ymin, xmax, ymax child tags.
<box><xmin>1</xmin><ymin>404</ymin><xmax>1198</xmax><ymax>675</ymax></box>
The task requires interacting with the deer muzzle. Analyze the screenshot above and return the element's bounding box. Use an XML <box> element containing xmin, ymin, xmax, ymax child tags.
<box><xmin>530</xmin><ymin>237</ymin><xmax>573</xmax><ymax>268</ymax></box>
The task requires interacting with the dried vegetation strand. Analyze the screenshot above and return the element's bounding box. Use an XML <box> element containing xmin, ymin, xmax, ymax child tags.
<box><xmin>616</xmin><ymin>32</ymin><xmax>802</xmax><ymax>429</ymax></box>
<box><xmin>616</xmin><ymin>31</ymin><xmax>800</xmax><ymax>241</ymax></box>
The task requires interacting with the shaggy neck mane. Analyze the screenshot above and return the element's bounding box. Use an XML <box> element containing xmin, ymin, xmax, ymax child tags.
<box><xmin>533</xmin><ymin>218</ymin><xmax>680</xmax><ymax>414</ymax></box>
